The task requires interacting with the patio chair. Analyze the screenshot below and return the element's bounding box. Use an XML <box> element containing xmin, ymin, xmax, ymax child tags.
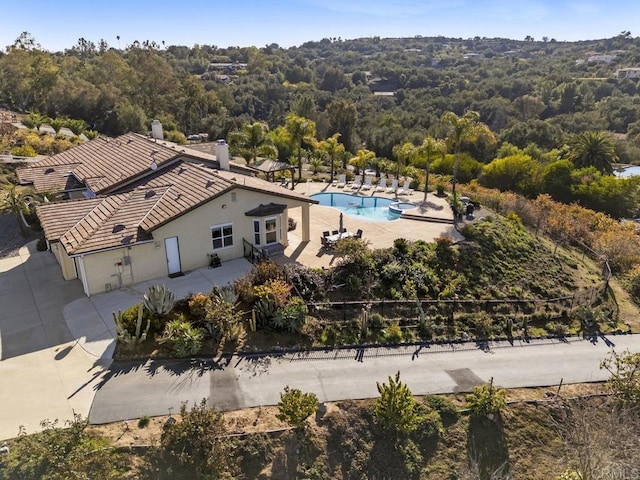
<box><xmin>355</xmin><ymin>228</ymin><xmax>363</xmax><ymax>239</ymax></box>
<box><xmin>375</xmin><ymin>176</ymin><xmax>387</xmax><ymax>192</ymax></box>
<box><xmin>361</xmin><ymin>175</ymin><xmax>373</xmax><ymax>190</ymax></box>
<box><xmin>322</xmin><ymin>230</ymin><xmax>330</xmax><ymax>237</ymax></box>
<box><xmin>332</xmin><ymin>230</ymin><xmax>339</xmax><ymax>235</ymax></box>
<box><xmin>350</xmin><ymin>175</ymin><xmax>362</xmax><ymax>190</ymax></box>
<box><xmin>386</xmin><ymin>178</ymin><xmax>398</xmax><ymax>193</ymax></box>
<box><xmin>321</xmin><ymin>236</ymin><xmax>330</xmax><ymax>249</ymax></box>
<box><xmin>336</xmin><ymin>174</ymin><xmax>347</xmax><ymax>188</ymax></box>
<box><xmin>399</xmin><ymin>179</ymin><xmax>414</xmax><ymax>195</ymax></box>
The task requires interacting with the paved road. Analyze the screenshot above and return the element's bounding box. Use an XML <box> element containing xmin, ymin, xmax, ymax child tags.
<box><xmin>90</xmin><ymin>334</ymin><xmax>640</xmax><ymax>424</ymax></box>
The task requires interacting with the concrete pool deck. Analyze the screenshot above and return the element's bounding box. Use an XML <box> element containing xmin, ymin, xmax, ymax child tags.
<box><xmin>279</xmin><ymin>182</ymin><xmax>463</xmax><ymax>269</ymax></box>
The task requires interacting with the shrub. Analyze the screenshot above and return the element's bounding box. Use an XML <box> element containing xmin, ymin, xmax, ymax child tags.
<box><xmin>36</xmin><ymin>236</ymin><xmax>47</xmax><ymax>251</ymax></box>
<box><xmin>10</xmin><ymin>145</ymin><xmax>37</xmax><ymax>157</ymax></box>
<box><xmin>282</xmin><ymin>263</ymin><xmax>326</xmax><ymax>301</ymax></box>
<box><xmin>253</xmin><ymin>278</ymin><xmax>292</xmax><ymax>308</ymax></box>
<box><xmin>234</xmin><ymin>276</ymin><xmax>256</xmax><ymax>305</ymax></box>
<box><xmin>119</xmin><ymin>303</ymin><xmax>160</xmax><ymax>336</ymax></box>
<box><xmin>374</xmin><ymin>371</ymin><xmax>421</xmax><ymax>436</ymax></box>
<box><xmin>384</xmin><ymin>324</ymin><xmax>403</xmax><ymax>343</ymax></box>
<box><xmin>138</xmin><ymin>415</ymin><xmax>151</xmax><ymax>428</ymax></box>
<box><xmin>159</xmin><ymin>319</ymin><xmax>204</xmax><ymax>357</ymax></box>
<box><xmin>277</xmin><ymin>296</ymin><xmax>308</xmax><ymax>333</ymax></box>
<box><xmin>288</xmin><ymin>217</ymin><xmax>297</xmax><ymax>231</ymax></box>
<box><xmin>187</xmin><ymin>292</ymin><xmax>211</xmax><ymax>319</ymax></box>
<box><xmin>465</xmin><ymin>378</ymin><xmax>507</xmax><ymax>417</ymax></box>
<box><xmin>276</xmin><ymin>386</ymin><xmax>318</xmax><ymax>429</ymax></box>
<box><xmin>250</xmin><ymin>261</ymin><xmax>284</xmax><ymax>286</ymax></box>
<box><xmin>423</xmin><ymin>395</ymin><xmax>460</xmax><ymax>426</ymax></box>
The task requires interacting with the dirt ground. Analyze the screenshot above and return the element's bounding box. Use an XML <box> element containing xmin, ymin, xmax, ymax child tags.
<box><xmin>0</xmin><ymin>212</ymin><xmax>40</xmax><ymax>257</ymax></box>
<box><xmin>89</xmin><ymin>383</ymin><xmax>608</xmax><ymax>447</ymax></box>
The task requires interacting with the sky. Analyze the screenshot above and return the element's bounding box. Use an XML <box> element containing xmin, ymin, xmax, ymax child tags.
<box><xmin>1</xmin><ymin>0</ymin><xmax>639</xmax><ymax>52</ymax></box>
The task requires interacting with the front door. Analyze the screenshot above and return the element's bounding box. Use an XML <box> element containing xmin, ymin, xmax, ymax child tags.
<box><xmin>164</xmin><ymin>237</ymin><xmax>182</xmax><ymax>275</ymax></box>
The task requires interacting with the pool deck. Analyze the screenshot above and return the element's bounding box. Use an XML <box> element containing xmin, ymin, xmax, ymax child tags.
<box><xmin>278</xmin><ymin>181</ymin><xmax>463</xmax><ymax>269</ymax></box>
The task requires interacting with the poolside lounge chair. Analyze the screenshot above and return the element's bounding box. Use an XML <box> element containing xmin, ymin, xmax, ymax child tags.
<box><xmin>350</xmin><ymin>175</ymin><xmax>362</xmax><ymax>190</ymax></box>
<box><xmin>355</xmin><ymin>228</ymin><xmax>363</xmax><ymax>239</ymax></box>
<box><xmin>332</xmin><ymin>230</ymin><xmax>339</xmax><ymax>235</ymax></box>
<box><xmin>361</xmin><ymin>175</ymin><xmax>373</xmax><ymax>191</ymax></box>
<box><xmin>386</xmin><ymin>178</ymin><xmax>398</xmax><ymax>193</ymax></box>
<box><xmin>375</xmin><ymin>176</ymin><xmax>387</xmax><ymax>192</ymax></box>
<box><xmin>336</xmin><ymin>174</ymin><xmax>347</xmax><ymax>188</ymax></box>
<box><xmin>399</xmin><ymin>179</ymin><xmax>414</xmax><ymax>195</ymax></box>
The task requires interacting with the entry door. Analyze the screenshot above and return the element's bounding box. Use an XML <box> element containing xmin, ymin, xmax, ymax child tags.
<box><xmin>164</xmin><ymin>237</ymin><xmax>182</xmax><ymax>275</ymax></box>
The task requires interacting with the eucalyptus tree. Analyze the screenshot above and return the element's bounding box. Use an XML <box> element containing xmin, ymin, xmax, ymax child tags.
<box><xmin>228</xmin><ymin>121</ymin><xmax>278</xmax><ymax>164</ymax></box>
<box><xmin>567</xmin><ymin>131</ymin><xmax>617</xmax><ymax>175</ymax></box>
<box><xmin>440</xmin><ymin>110</ymin><xmax>494</xmax><ymax>198</ymax></box>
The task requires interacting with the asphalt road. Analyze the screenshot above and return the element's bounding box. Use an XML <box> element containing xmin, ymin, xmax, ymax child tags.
<box><xmin>89</xmin><ymin>334</ymin><xmax>640</xmax><ymax>424</ymax></box>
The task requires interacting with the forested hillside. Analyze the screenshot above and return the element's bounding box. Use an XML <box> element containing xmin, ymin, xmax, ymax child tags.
<box><xmin>2</xmin><ymin>31</ymin><xmax>640</xmax><ymax>218</ymax></box>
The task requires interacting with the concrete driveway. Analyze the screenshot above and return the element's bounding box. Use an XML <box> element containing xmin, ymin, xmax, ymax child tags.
<box><xmin>0</xmin><ymin>241</ymin><xmax>252</xmax><ymax>441</ymax></box>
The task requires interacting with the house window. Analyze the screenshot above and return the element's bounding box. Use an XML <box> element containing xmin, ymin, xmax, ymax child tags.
<box><xmin>231</xmin><ymin>192</ymin><xmax>237</xmax><ymax>202</ymax></box>
<box><xmin>265</xmin><ymin>217</ymin><xmax>278</xmax><ymax>244</ymax></box>
<box><xmin>253</xmin><ymin>219</ymin><xmax>261</xmax><ymax>245</ymax></box>
<box><xmin>211</xmin><ymin>223</ymin><xmax>233</xmax><ymax>250</ymax></box>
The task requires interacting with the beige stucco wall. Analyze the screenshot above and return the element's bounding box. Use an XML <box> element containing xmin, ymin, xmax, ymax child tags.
<box><xmin>75</xmin><ymin>188</ymin><xmax>309</xmax><ymax>295</ymax></box>
<box><xmin>50</xmin><ymin>242</ymin><xmax>78</xmax><ymax>280</ymax></box>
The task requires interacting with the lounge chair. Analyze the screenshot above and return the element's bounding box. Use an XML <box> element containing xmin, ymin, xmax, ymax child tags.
<box><xmin>375</xmin><ymin>176</ymin><xmax>387</xmax><ymax>192</ymax></box>
<box><xmin>399</xmin><ymin>179</ymin><xmax>414</xmax><ymax>195</ymax></box>
<box><xmin>322</xmin><ymin>230</ymin><xmax>330</xmax><ymax>237</ymax></box>
<box><xmin>386</xmin><ymin>178</ymin><xmax>398</xmax><ymax>193</ymax></box>
<box><xmin>336</xmin><ymin>174</ymin><xmax>347</xmax><ymax>188</ymax></box>
<box><xmin>321</xmin><ymin>236</ymin><xmax>331</xmax><ymax>249</ymax></box>
<box><xmin>332</xmin><ymin>230</ymin><xmax>339</xmax><ymax>235</ymax></box>
<box><xmin>361</xmin><ymin>175</ymin><xmax>373</xmax><ymax>190</ymax></box>
<box><xmin>350</xmin><ymin>175</ymin><xmax>362</xmax><ymax>190</ymax></box>
<box><xmin>355</xmin><ymin>228</ymin><xmax>363</xmax><ymax>239</ymax></box>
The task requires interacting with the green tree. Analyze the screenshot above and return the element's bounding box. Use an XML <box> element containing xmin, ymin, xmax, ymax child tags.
<box><xmin>152</xmin><ymin>399</ymin><xmax>233</xmax><ymax>479</ymax></box>
<box><xmin>0</xmin><ymin>415</ymin><xmax>127</xmax><ymax>480</ymax></box>
<box><xmin>392</xmin><ymin>142</ymin><xmax>417</xmax><ymax>180</ymax></box>
<box><xmin>415</xmin><ymin>135</ymin><xmax>446</xmax><ymax>203</ymax></box>
<box><xmin>22</xmin><ymin>111</ymin><xmax>47</xmax><ymax>132</ymax></box>
<box><xmin>349</xmin><ymin>148</ymin><xmax>376</xmax><ymax>175</ymax></box>
<box><xmin>441</xmin><ymin>110</ymin><xmax>494</xmax><ymax>198</ymax></box>
<box><xmin>48</xmin><ymin>117</ymin><xmax>66</xmax><ymax>135</ymax></box>
<box><xmin>227</xmin><ymin>121</ymin><xmax>278</xmax><ymax>164</ymax></box>
<box><xmin>284</xmin><ymin>114</ymin><xmax>316</xmax><ymax>181</ymax></box>
<box><xmin>374</xmin><ymin>371</ymin><xmax>421</xmax><ymax>436</ymax></box>
<box><xmin>0</xmin><ymin>186</ymin><xmax>35</xmax><ymax>235</ymax></box>
<box><xmin>318</xmin><ymin>133</ymin><xmax>345</xmax><ymax>183</ymax></box>
<box><xmin>465</xmin><ymin>378</ymin><xmax>507</xmax><ymax>418</ymax></box>
<box><xmin>276</xmin><ymin>386</ymin><xmax>319</xmax><ymax>429</ymax></box>
<box><xmin>567</xmin><ymin>131</ymin><xmax>617</xmax><ymax>175</ymax></box>
<box><xmin>480</xmin><ymin>153</ymin><xmax>541</xmax><ymax>196</ymax></box>
<box><xmin>600</xmin><ymin>350</ymin><xmax>640</xmax><ymax>408</ymax></box>
<box><xmin>64</xmin><ymin>118</ymin><xmax>87</xmax><ymax>136</ymax></box>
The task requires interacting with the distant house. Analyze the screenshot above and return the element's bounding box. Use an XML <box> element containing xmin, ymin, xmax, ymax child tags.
<box><xmin>587</xmin><ymin>54</ymin><xmax>616</xmax><ymax>63</ymax></box>
<box><xmin>18</xmin><ymin>130</ymin><xmax>316</xmax><ymax>296</ymax></box>
<box><xmin>617</xmin><ymin>68</ymin><xmax>640</xmax><ymax>79</ymax></box>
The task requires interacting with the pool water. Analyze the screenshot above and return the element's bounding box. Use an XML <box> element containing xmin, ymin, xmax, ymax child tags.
<box><xmin>310</xmin><ymin>193</ymin><xmax>397</xmax><ymax>221</ymax></box>
<box><xmin>614</xmin><ymin>165</ymin><xmax>640</xmax><ymax>178</ymax></box>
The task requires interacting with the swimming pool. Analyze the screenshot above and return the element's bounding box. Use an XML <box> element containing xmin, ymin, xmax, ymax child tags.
<box><xmin>310</xmin><ymin>193</ymin><xmax>397</xmax><ymax>221</ymax></box>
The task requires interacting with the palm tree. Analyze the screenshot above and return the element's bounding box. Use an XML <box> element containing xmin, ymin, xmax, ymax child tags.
<box><xmin>415</xmin><ymin>136</ymin><xmax>446</xmax><ymax>203</ymax></box>
<box><xmin>228</xmin><ymin>122</ymin><xmax>278</xmax><ymax>165</ymax></box>
<box><xmin>392</xmin><ymin>142</ymin><xmax>417</xmax><ymax>180</ymax></box>
<box><xmin>0</xmin><ymin>186</ymin><xmax>34</xmax><ymax>236</ymax></box>
<box><xmin>349</xmin><ymin>149</ymin><xmax>376</xmax><ymax>175</ymax></box>
<box><xmin>567</xmin><ymin>131</ymin><xmax>617</xmax><ymax>175</ymax></box>
<box><xmin>318</xmin><ymin>133</ymin><xmax>345</xmax><ymax>183</ymax></box>
<box><xmin>440</xmin><ymin>110</ymin><xmax>493</xmax><ymax>199</ymax></box>
<box><xmin>284</xmin><ymin>114</ymin><xmax>317</xmax><ymax>182</ymax></box>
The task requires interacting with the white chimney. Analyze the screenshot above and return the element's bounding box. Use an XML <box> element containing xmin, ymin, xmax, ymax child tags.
<box><xmin>216</xmin><ymin>139</ymin><xmax>230</xmax><ymax>171</ymax></box>
<box><xmin>151</xmin><ymin>120</ymin><xmax>164</xmax><ymax>140</ymax></box>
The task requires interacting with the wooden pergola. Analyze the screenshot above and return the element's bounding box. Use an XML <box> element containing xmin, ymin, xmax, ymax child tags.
<box><xmin>252</xmin><ymin>159</ymin><xmax>296</xmax><ymax>190</ymax></box>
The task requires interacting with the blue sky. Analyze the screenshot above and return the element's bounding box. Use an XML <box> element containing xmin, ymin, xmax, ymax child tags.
<box><xmin>1</xmin><ymin>0</ymin><xmax>639</xmax><ymax>51</ymax></box>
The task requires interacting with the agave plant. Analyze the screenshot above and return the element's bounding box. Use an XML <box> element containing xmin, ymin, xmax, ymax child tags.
<box><xmin>143</xmin><ymin>284</ymin><xmax>176</xmax><ymax>316</ymax></box>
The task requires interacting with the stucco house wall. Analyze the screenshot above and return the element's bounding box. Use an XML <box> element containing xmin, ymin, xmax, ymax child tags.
<box><xmin>76</xmin><ymin>188</ymin><xmax>304</xmax><ymax>295</ymax></box>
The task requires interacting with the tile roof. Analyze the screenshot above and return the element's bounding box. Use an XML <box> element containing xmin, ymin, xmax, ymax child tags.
<box><xmin>16</xmin><ymin>163</ymin><xmax>84</xmax><ymax>193</ymax></box>
<box><xmin>37</xmin><ymin>161</ymin><xmax>316</xmax><ymax>255</ymax></box>
<box><xmin>17</xmin><ymin>133</ymin><xmax>256</xmax><ymax>193</ymax></box>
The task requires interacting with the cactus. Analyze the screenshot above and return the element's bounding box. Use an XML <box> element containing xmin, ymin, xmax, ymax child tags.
<box><xmin>113</xmin><ymin>304</ymin><xmax>150</xmax><ymax>346</ymax></box>
<box><xmin>143</xmin><ymin>284</ymin><xmax>176</xmax><ymax>316</ymax></box>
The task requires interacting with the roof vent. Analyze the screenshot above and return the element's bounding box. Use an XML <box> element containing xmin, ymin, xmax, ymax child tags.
<box><xmin>112</xmin><ymin>224</ymin><xmax>126</xmax><ymax>234</ymax></box>
<box><xmin>145</xmin><ymin>190</ymin><xmax>156</xmax><ymax>199</ymax></box>
<box><xmin>45</xmin><ymin>168</ymin><xmax>55</xmax><ymax>174</ymax></box>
